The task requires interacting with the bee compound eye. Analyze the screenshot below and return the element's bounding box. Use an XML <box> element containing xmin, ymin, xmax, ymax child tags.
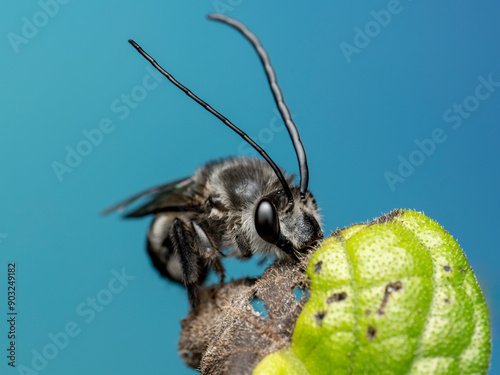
<box><xmin>254</xmin><ymin>198</ymin><xmax>280</xmax><ymax>244</ymax></box>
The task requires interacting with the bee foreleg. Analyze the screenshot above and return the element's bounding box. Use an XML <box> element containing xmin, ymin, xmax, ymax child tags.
<box><xmin>234</xmin><ymin>231</ymin><xmax>253</xmax><ymax>259</ymax></box>
<box><xmin>171</xmin><ymin>219</ymin><xmax>203</xmax><ymax>309</ymax></box>
<box><xmin>191</xmin><ymin>220</ymin><xmax>225</xmax><ymax>283</ymax></box>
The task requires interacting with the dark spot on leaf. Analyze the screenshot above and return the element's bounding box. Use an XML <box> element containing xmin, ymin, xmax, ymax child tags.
<box><xmin>365</xmin><ymin>309</ymin><xmax>371</xmax><ymax>316</ymax></box>
<box><xmin>367</xmin><ymin>326</ymin><xmax>377</xmax><ymax>340</ymax></box>
<box><xmin>314</xmin><ymin>261</ymin><xmax>323</xmax><ymax>273</ymax></box>
<box><xmin>460</xmin><ymin>268</ymin><xmax>466</xmax><ymax>275</ymax></box>
<box><xmin>327</xmin><ymin>292</ymin><xmax>347</xmax><ymax>304</ymax></box>
<box><xmin>387</xmin><ymin>281</ymin><xmax>402</xmax><ymax>293</ymax></box>
<box><xmin>445</xmin><ymin>298</ymin><xmax>450</xmax><ymax>304</ymax></box>
<box><xmin>315</xmin><ymin>311</ymin><xmax>326</xmax><ymax>327</ymax></box>
<box><xmin>377</xmin><ymin>281</ymin><xmax>403</xmax><ymax>315</ymax></box>
<box><xmin>444</xmin><ymin>266</ymin><xmax>451</xmax><ymax>272</ymax></box>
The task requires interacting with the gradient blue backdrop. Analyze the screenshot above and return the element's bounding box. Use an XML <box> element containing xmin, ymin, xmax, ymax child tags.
<box><xmin>1</xmin><ymin>1</ymin><xmax>498</xmax><ymax>374</ymax></box>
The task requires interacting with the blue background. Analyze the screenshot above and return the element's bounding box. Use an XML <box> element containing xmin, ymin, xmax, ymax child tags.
<box><xmin>1</xmin><ymin>1</ymin><xmax>498</xmax><ymax>374</ymax></box>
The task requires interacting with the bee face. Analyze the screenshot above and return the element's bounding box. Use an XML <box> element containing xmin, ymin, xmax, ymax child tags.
<box><xmin>254</xmin><ymin>188</ymin><xmax>323</xmax><ymax>258</ymax></box>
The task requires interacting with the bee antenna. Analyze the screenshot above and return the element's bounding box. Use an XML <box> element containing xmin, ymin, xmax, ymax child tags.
<box><xmin>128</xmin><ymin>39</ymin><xmax>295</xmax><ymax>205</ymax></box>
<box><xmin>208</xmin><ymin>13</ymin><xmax>309</xmax><ymax>199</ymax></box>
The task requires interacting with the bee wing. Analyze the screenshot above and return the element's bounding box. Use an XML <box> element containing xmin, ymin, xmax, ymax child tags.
<box><xmin>101</xmin><ymin>176</ymin><xmax>200</xmax><ymax>217</ymax></box>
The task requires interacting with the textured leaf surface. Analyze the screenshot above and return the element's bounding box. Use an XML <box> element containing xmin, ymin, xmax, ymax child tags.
<box><xmin>253</xmin><ymin>210</ymin><xmax>491</xmax><ymax>375</ymax></box>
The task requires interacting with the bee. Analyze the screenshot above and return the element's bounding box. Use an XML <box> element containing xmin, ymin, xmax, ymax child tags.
<box><xmin>104</xmin><ymin>14</ymin><xmax>323</xmax><ymax>309</ymax></box>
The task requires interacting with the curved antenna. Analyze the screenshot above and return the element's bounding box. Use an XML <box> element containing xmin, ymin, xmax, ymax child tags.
<box><xmin>128</xmin><ymin>39</ymin><xmax>294</xmax><ymax>205</ymax></box>
<box><xmin>208</xmin><ymin>13</ymin><xmax>309</xmax><ymax>199</ymax></box>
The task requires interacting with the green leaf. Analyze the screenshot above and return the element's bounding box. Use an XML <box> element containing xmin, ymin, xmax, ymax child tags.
<box><xmin>253</xmin><ymin>210</ymin><xmax>491</xmax><ymax>375</ymax></box>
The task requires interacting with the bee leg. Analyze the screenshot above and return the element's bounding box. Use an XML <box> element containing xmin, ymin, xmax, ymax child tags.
<box><xmin>234</xmin><ymin>231</ymin><xmax>253</xmax><ymax>259</ymax></box>
<box><xmin>191</xmin><ymin>220</ymin><xmax>225</xmax><ymax>283</ymax></box>
<box><xmin>170</xmin><ymin>219</ymin><xmax>202</xmax><ymax>309</ymax></box>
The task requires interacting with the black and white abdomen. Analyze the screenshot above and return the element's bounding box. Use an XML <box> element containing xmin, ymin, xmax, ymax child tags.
<box><xmin>147</xmin><ymin>212</ymin><xmax>211</xmax><ymax>286</ymax></box>
<box><xmin>147</xmin><ymin>213</ymin><xmax>183</xmax><ymax>283</ymax></box>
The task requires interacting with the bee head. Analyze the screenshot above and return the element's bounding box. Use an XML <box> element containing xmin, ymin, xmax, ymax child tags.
<box><xmin>254</xmin><ymin>187</ymin><xmax>323</xmax><ymax>259</ymax></box>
